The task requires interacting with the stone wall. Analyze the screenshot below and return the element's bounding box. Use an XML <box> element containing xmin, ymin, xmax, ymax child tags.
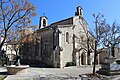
<box><xmin>99</xmin><ymin>48</ymin><xmax>120</xmax><ymax>64</ymax></box>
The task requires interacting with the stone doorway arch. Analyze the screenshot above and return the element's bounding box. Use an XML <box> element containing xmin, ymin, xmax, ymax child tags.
<box><xmin>81</xmin><ymin>52</ymin><xmax>86</xmax><ymax>65</ymax></box>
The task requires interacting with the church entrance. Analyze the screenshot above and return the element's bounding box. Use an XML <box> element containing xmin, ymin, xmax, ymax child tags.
<box><xmin>81</xmin><ymin>52</ymin><xmax>86</xmax><ymax>65</ymax></box>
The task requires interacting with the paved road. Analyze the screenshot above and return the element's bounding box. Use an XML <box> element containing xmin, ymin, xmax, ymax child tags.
<box><xmin>0</xmin><ymin>66</ymin><xmax>99</xmax><ymax>80</ymax></box>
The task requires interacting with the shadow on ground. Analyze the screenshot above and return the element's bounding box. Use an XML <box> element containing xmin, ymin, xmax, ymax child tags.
<box><xmin>0</xmin><ymin>71</ymin><xmax>12</xmax><ymax>75</ymax></box>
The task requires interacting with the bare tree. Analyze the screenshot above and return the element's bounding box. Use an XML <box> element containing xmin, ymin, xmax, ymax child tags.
<box><xmin>79</xmin><ymin>14</ymin><xmax>110</xmax><ymax>76</ymax></box>
<box><xmin>0</xmin><ymin>0</ymin><xmax>36</xmax><ymax>51</ymax></box>
<box><xmin>79</xmin><ymin>17</ymin><xmax>98</xmax><ymax>76</ymax></box>
<box><xmin>79</xmin><ymin>19</ymin><xmax>95</xmax><ymax>65</ymax></box>
<box><xmin>91</xmin><ymin>14</ymin><xmax>120</xmax><ymax>75</ymax></box>
<box><xmin>91</xmin><ymin>14</ymin><xmax>105</xmax><ymax>75</ymax></box>
<box><xmin>101</xmin><ymin>21</ymin><xmax>120</xmax><ymax>57</ymax></box>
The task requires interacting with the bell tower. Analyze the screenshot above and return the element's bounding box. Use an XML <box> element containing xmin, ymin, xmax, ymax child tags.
<box><xmin>75</xmin><ymin>6</ymin><xmax>83</xmax><ymax>17</ymax></box>
<box><xmin>39</xmin><ymin>16</ymin><xmax>48</xmax><ymax>29</ymax></box>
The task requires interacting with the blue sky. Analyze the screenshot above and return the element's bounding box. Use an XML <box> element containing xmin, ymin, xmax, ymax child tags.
<box><xmin>30</xmin><ymin>0</ymin><xmax>120</xmax><ymax>28</ymax></box>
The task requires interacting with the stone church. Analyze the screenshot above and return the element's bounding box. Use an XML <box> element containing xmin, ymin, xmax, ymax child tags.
<box><xmin>20</xmin><ymin>6</ymin><xmax>98</xmax><ymax>68</ymax></box>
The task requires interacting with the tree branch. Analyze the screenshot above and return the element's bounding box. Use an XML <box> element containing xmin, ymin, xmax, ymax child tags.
<box><xmin>7</xmin><ymin>7</ymin><xmax>32</xmax><ymax>30</ymax></box>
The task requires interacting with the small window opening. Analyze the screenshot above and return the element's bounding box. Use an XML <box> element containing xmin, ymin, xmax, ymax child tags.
<box><xmin>66</xmin><ymin>32</ymin><xmax>69</xmax><ymax>43</ymax></box>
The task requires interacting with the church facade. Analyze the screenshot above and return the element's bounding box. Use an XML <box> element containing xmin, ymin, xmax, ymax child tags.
<box><xmin>20</xmin><ymin>6</ymin><xmax>98</xmax><ymax>68</ymax></box>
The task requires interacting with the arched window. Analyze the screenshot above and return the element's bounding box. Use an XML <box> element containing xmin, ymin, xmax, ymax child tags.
<box><xmin>43</xmin><ymin>19</ymin><xmax>46</xmax><ymax>27</ymax></box>
<box><xmin>66</xmin><ymin>32</ymin><xmax>69</xmax><ymax>43</ymax></box>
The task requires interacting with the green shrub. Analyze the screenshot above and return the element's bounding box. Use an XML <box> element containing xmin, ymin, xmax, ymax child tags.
<box><xmin>65</xmin><ymin>62</ymin><xmax>76</xmax><ymax>67</ymax></box>
<box><xmin>0</xmin><ymin>60</ymin><xmax>6</xmax><ymax>66</ymax></box>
